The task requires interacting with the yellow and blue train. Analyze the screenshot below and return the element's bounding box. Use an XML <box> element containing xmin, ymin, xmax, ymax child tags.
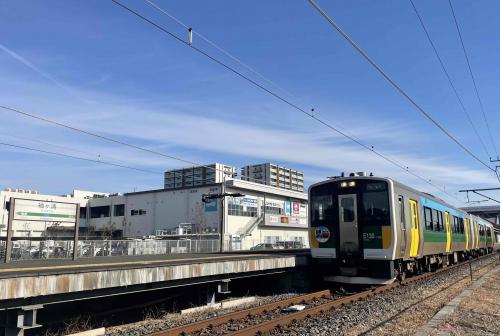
<box><xmin>309</xmin><ymin>174</ymin><xmax>500</xmax><ymax>284</ymax></box>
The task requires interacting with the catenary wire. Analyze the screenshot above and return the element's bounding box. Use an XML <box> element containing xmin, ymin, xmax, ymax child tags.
<box><xmin>1</xmin><ymin>4</ymin><xmax>464</xmax><ymax>201</ymax></box>
<box><xmin>143</xmin><ymin>0</ymin><xmax>297</xmax><ymax>101</ymax></box>
<box><xmin>3</xmin><ymin>133</ymin><xmax>142</xmax><ymax>168</ymax></box>
<box><xmin>448</xmin><ymin>0</ymin><xmax>498</xmax><ymax>158</ymax></box>
<box><xmin>0</xmin><ymin>105</ymin><xmax>269</xmax><ymax>185</ymax></box>
<box><xmin>306</xmin><ymin>0</ymin><xmax>495</xmax><ymax>174</ymax></box>
<box><xmin>0</xmin><ymin>104</ymin><xmax>460</xmax><ymax>201</ymax></box>
<box><xmin>109</xmin><ymin>1</ymin><xmax>473</xmax><ymax>200</ymax></box>
<box><xmin>0</xmin><ymin>141</ymin><xmax>162</xmax><ymax>175</ymax></box>
<box><xmin>409</xmin><ymin>0</ymin><xmax>491</xmax><ymax>160</ymax></box>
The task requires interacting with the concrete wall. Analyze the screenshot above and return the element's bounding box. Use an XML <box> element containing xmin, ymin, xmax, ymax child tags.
<box><xmin>0</xmin><ymin>255</ymin><xmax>297</xmax><ymax>301</ymax></box>
<box><xmin>87</xmin><ymin>185</ymin><xmax>222</xmax><ymax>237</ymax></box>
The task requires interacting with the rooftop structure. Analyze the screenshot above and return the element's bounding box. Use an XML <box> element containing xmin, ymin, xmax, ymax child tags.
<box><xmin>240</xmin><ymin>163</ymin><xmax>304</xmax><ymax>192</ymax></box>
<box><xmin>164</xmin><ymin>163</ymin><xmax>236</xmax><ymax>190</ymax></box>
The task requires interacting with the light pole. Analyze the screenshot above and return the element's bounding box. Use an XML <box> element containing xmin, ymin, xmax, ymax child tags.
<box><xmin>202</xmin><ymin>191</ymin><xmax>244</xmax><ymax>253</ymax></box>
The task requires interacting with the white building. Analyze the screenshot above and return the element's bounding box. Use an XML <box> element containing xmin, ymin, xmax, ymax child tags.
<box><xmin>84</xmin><ymin>179</ymin><xmax>308</xmax><ymax>249</ymax></box>
<box><xmin>164</xmin><ymin>163</ymin><xmax>236</xmax><ymax>189</ymax></box>
<box><xmin>240</xmin><ymin>163</ymin><xmax>304</xmax><ymax>192</ymax></box>
<box><xmin>1</xmin><ymin>165</ymin><xmax>309</xmax><ymax>250</ymax></box>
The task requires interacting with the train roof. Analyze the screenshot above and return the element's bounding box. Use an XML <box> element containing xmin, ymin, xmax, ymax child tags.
<box><xmin>310</xmin><ymin>175</ymin><xmax>495</xmax><ymax>228</ymax></box>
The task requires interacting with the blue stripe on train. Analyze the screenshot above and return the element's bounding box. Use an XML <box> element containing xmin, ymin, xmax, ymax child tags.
<box><xmin>420</xmin><ymin>197</ymin><xmax>463</xmax><ymax>218</ymax></box>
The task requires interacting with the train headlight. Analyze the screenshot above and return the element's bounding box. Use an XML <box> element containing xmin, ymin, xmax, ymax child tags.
<box><xmin>340</xmin><ymin>181</ymin><xmax>356</xmax><ymax>188</ymax></box>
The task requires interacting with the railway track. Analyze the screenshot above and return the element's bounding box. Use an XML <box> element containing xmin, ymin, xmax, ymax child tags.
<box><xmin>148</xmin><ymin>254</ymin><xmax>497</xmax><ymax>336</ymax></box>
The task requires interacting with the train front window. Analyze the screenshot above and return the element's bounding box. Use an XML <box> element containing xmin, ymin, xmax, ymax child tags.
<box><xmin>341</xmin><ymin>197</ymin><xmax>355</xmax><ymax>222</ymax></box>
<box><xmin>311</xmin><ymin>194</ymin><xmax>333</xmax><ymax>225</ymax></box>
<box><xmin>362</xmin><ymin>181</ymin><xmax>390</xmax><ymax>226</ymax></box>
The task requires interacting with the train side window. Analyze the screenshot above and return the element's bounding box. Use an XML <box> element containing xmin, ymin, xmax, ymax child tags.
<box><xmin>398</xmin><ymin>196</ymin><xmax>405</xmax><ymax>224</ymax></box>
<box><xmin>452</xmin><ymin>216</ymin><xmax>458</xmax><ymax>233</ymax></box>
<box><xmin>424</xmin><ymin>207</ymin><xmax>432</xmax><ymax>230</ymax></box>
<box><xmin>432</xmin><ymin>209</ymin><xmax>440</xmax><ymax>231</ymax></box>
<box><xmin>459</xmin><ymin>218</ymin><xmax>464</xmax><ymax>234</ymax></box>
<box><xmin>438</xmin><ymin>211</ymin><xmax>444</xmax><ymax>232</ymax></box>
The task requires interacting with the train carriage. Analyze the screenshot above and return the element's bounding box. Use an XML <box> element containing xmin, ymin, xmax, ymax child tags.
<box><xmin>309</xmin><ymin>173</ymin><xmax>497</xmax><ymax>284</ymax></box>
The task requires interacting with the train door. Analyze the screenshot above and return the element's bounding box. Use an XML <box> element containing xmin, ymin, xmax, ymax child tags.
<box><xmin>398</xmin><ymin>196</ymin><xmax>407</xmax><ymax>256</ymax></box>
<box><xmin>475</xmin><ymin>221</ymin><xmax>479</xmax><ymax>249</ymax></box>
<box><xmin>338</xmin><ymin>194</ymin><xmax>359</xmax><ymax>259</ymax></box>
<box><xmin>465</xmin><ymin>218</ymin><xmax>470</xmax><ymax>250</ymax></box>
<box><xmin>409</xmin><ymin>199</ymin><xmax>420</xmax><ymax>257</ymax></box>
<box><xmin>445</xmin><ymin>212</ymin><xmax>451</xmax><ymax>253</ymax></box>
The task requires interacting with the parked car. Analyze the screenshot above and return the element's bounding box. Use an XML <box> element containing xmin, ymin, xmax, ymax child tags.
<box><xmin>250</xmin><ymin>243</ymin><xmax>283</xmax><ymax>251</ymax></box>
<box><xmin>275</xmin><ymin>241</ymin><xmax>305</xmax><ymax>249</ymax></box>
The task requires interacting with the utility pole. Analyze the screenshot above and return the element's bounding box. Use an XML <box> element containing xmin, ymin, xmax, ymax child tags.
<box><xmin>202</xmin><ymin>191</ymin><xmax>244</xmax><ymax>252</ymax></box>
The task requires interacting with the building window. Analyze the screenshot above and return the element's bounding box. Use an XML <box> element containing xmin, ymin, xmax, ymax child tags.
<box><xmin>79</xmin><ymin>207</ymin><xmax>87</xmax><ymax>219</ymax></box>
<box><xmin>130</xmin><ymin>209</ymin><xmax>147</xmax><ymax>216</ymax></box>
<box><xmin>114</xmin><ymin>204</ymin><xmax>125</xmax><ymax>217</ymax></box>
<box><xmin>90</xmin><ymin>206</ymin><xmax>110</xmax><ymax>218</ymax></box>
<box><xmin>228</xmin><ymin>204</ymin><xmax>257</xmax><ymax>217</ymax></box>
<box><xmin>261</xmin><ymin>206</ymin><xmax>282</xmax><ymax>215</ymax></box>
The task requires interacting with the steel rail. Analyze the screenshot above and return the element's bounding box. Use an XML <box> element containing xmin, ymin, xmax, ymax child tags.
<box><xmin>228</xmin><ymin>254</ymin><xmax>496</xmax><ymax>336</ymax></box>
<box><xmin>146</xmin><ymin>254</ymin><xmax>494</xmax><ymax>336</ymax></box>
<box><xmin>148</xmin><ymin>289</ymin><xmax>332</xmax><ymax>336</ymax></box>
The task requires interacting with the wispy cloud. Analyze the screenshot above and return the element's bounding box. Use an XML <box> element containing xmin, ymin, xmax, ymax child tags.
<box><xmin>0</xmin><ymin>44</ymin><xmax>90</xmax><ymax>103</ymax></box>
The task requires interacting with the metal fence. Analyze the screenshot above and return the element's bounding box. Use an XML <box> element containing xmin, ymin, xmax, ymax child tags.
<box><xmin>0</xmin><ymin>237</ymin><xmax>308</xmax><ymax>263</ymax></box>
<box><xmin>2</xmin><ymin>239</ymin><xmax>221</xmax><ymax>261</ymax></box>
<box><xmin>224</xmin><ymin>238</ymin><xmax>308</xmax><ymax>252</ymax></box>
<box><xmin>8</xmin><ymin>240</ymin><xmax>74</xmax><ymax>261</ymax></box>
<box><xmin>77</xmin><ymin>239</ymin><xmax>220</xmax><ymax>257</ymax></box>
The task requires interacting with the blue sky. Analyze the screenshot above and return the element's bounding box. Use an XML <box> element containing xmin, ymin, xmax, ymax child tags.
<box><xmin>0</xmin><ymin>0</ymin><xmax>499</xmax><ymax>206</ymax></box>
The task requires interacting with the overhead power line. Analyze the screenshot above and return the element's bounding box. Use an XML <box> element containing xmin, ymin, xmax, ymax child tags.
<box><xmin>0</xmin><ymin>103</ymin><xmax>461</xmax><ymax>201</ymax></box>
<box><xmin>143</xmin><ymin>0</ymin><xmax>296</xmax><ymax>100</ymax></box>
<box><xmin>409</xmin><ymin>0</ymin><xmax>491</xmax><ymax>159</ymax></box>
<box><xmin>0</xmin><ymin>104</ymin><xmax>264</xmax><ymax>183</ymax></box>
<box><xmin>1</xmin><ymin>3</ymin><xmax>464</xmax><ymax>202</ymax></box>
<box><xmin>448</xmin><ymin>0</ymin><xmax>498</xmax><ymax>158</ymax></box>
<box><xmin>306</xmin><ymin>0</ymin><xmax>495</xmax><ymax>175</ymax></box>
<box><xmin>0</xmin><ymin>141</ymin><xmax>162</xmax><ymax>175</ymax></box>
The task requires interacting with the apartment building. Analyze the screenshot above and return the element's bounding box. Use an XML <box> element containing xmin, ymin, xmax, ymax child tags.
<box><xmin>164</xmin><ymin>163</ymin><xmax>236</xmax><ymax>189</ymax></box>
<box><xmin>240</xmin><ymin>163</ymin><xmax>304</xmax><ymax>192</ymax></box>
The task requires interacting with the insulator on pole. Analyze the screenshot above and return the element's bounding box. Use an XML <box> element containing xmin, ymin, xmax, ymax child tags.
<box><xmin>188</xmin><ymin>27</ymin><xmax>193</xmax><ymax>46</ymax></box>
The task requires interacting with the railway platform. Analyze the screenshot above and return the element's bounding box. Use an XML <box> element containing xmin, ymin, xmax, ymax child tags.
<box><xmin>0</xmin><ymin>250</ymin><xmax>309</xmax><ymax>335</ymax></box>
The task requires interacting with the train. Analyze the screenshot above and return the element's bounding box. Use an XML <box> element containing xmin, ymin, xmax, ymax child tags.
<box><xmin>308</xmin><ymin>173</ymin><xmax>500</xmax><ymax>284</ymax></box>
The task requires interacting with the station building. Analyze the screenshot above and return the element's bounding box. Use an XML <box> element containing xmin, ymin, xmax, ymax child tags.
<box><xmin>1</xmin><ymin>163</ymin><xmax>309</xmax><ymax>250</ymax></box>
<box><xmin>86</xmin><ymin>178</ymin><xmax>308</xmax><ymax>249</ymax></box>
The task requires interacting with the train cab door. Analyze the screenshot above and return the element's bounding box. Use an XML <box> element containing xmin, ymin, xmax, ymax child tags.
<box><xmin>338</xmin><ymin>194</ymin><xmax>359</xmax><ymax>265</ymax></box>
<box><xmin>409</xmin><ymin>199</ymin><xmax>420</xmax><ymax>257</ymax></box>
<box><xmin>398</xmin><ymin>196</ymin><xmax>407</xmax><ymax>257</ymax></box>
<box><xmin>445</xmin><ymin>212</ymin><xmax>451</xmax><ymax>253</ymax></box>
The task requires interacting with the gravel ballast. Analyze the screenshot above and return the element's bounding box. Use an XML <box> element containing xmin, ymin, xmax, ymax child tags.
<box><xmin>271</xmin><ymin>256</ymin><xmax>498</xmax><ymax>336</ymax></box>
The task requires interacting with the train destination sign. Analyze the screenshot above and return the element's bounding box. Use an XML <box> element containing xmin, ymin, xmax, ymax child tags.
<box><xmin>13</xmin><ymin>199</ymin><xmax>77</xmax><ymax>223</ymax></box>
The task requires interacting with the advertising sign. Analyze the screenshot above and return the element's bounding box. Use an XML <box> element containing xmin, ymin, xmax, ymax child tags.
<box><xmin>232</xmin><ymin>197</ymin><xmax>258</xmax><ymax>207</ymax></box>
<box><xmin>292</xmin><ymin>202</ymin><xmax>300</xmax><ymax>214</ymax></box>
<box><xmin>13</xmin><ymin>199</ymin><xmax>77</xmax><ymax>223</ymax></box>
<box><xmin>284</xmin><ymin>199</ymin><xmax>292</xmax><ymax>215</ymax></box>
<box><xmin>204</xmin><ymin>200</ymin><xmax>218</xmax><ymax>212</ymax></box>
